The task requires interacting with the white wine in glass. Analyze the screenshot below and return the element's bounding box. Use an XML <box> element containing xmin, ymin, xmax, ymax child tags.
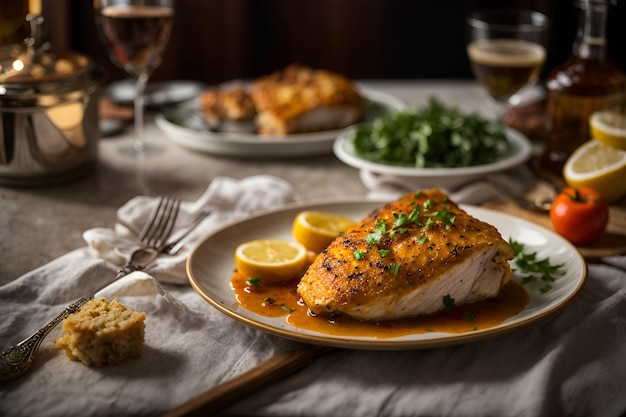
<box><xmin>95</xmin><ymin>0</ymin><xmax>174</xmax><ymax>158</ymax></box>
<box><xmin>466</xmin><ymin>9</ymin><xmax>549</xmax><ymax>118</ymax></box>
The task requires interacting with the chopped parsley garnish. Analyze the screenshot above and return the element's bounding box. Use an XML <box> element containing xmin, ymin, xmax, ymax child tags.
<box><xmin>246</xmin><ymin>278</ymin><xmax>261</xmax><ymax>286</ymax></box>
<box><xmin>509</xmin><ymin>238</ymin><xmax>565</xmax><ymax>293</ymax></box>
<box><xmin>264</xmin><ymin>297</ymin><xmax>275</xmax><ymax>304</ymax></box>
<box><xmin>365</xmin><ymin>219</ymin><xmax>386</xmax><ymax>245</ymax></box>
<box><xmin>359</xmin><ymin>196</ymin><xmax>456</xmax><ymax>276</ymax></box>
<box><xmin>280</xmin><ymin>304</ymin><xmax>294</xmax><ymax>313</ymax></box>
<box><xmin>443</xmin><ymin>294</ymin><xmax>455</xmax><ymax>312</ymax></box>
<box><xmin>540</xmin><ymin>285</ymin><xmax>552</xmax><ymax>294</ymax></box>
<box><xmin>416</xmin><ymin>235</ymin><xmax>429</xmax><ymax>245</ymax></box>
<box><xmin>428</xmin><ymin>209</ymin><xmax>456</xmax><ymax>229</ymax></box>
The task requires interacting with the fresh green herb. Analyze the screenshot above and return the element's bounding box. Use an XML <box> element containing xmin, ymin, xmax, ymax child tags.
<box><xmin>509</xmin><ymin>238</ymin><xmax>565</xmax><ymax>293</ymax></box>
<box><xmin>473</xmin><ymin>326</ymin><xmax>478</xmax><ymax>331</ymax></box>
<box><xmin>366</xmin><ymin>219</ymin><xmax>386</xmax><ymax>245</ymax></box>
<box><xmin>264</xmin><ymin>297</ymin><xmax>275</xmax><ymax>304</ymax></box>
<box><xmin>350</xmin><ymin>98</ymin><xmax>508</xmax><ymax>168</ymax></box>
<box><xmin>428</xmin><ymin>209</ymin><xmax>456</xmax><ymax>229</ymax></box>
<box><xmin>390</xmin><ymin>263</ymin><xmax>401</xmax><ymax>274</ymax></box>
<box><xmin>378</xmin><ymin>249</ymin><xmax>391</xmax><ymax>258</ymax></box>
<box><xmin>465</xmin><ymin>312</ymin><xmax>476</xmax><ymax>322</ymax></box>
<box><xmin>280</xmin><ymin>304</ymin><xmax>294</xmax><ymax>313</ymax></box>
<box><xmin>366</xmin><ymin>200</ymin><xmax>454</xmax><ymax>248</ymax></box>
<box><xmin>246</xmin><ymin>278</ymin><xmax>261</xmax><ymax>286</ymax></box>
<box><xmin>393</xmin><ymin>212</ymin><xmax>411</xmax><ymax>229</ymax></box>
<box><xmin>354</xmin><ymin>249</ymin><xmax>367</xmax><ymax>260</ymax></box>
<box><xmin>540</xmin><ymin>285</ymin><xmax>553</xmax><ymax>294</ymax></box>
<box><xmin>416</xmin><ymin>235</ymin><xmax>429</xmax><ymax>245</ymax></box>
<box><xmin>443</xmin><ymin>294</ymin><xmax>455</xmax><ymax>312</ymax></box>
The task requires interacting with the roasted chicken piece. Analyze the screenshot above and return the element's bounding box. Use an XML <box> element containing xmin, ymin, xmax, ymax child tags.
<box><xmin>249</xmin><ymin>64</ymin><xmax>365</xmax><ymax>135</ymax></box>
<box><xmin>297</xmin><ymin>189</ymin><xmax>514</xmax><ymax>321</ymax></box>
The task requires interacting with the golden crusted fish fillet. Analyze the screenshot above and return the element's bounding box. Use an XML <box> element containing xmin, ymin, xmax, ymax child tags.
<box><xmin>250</xmin><ymin>64</ymin><xmax>365</xmax><ymax>135</ymax></box>
<box><xmin>297</xmin><ymin>189</ymin><xmax>514</xmax><ymax>321</ymax></box>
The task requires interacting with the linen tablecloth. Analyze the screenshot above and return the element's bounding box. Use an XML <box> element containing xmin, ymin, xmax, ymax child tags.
<box><xmin>1</xmin><ymin>175</ymin><xmax>625</xmax><ymax>417</ymax></box>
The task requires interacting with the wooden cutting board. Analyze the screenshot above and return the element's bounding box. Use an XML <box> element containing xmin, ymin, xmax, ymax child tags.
<box><xmin>503</xmin><ymin>101</ymin><xmax>626</xmax><ymax>259</ymax></box>
<box><xmin>482</xmin><ymin>198</ymin><xmax>626</xmax><ymax>259</ymax></box>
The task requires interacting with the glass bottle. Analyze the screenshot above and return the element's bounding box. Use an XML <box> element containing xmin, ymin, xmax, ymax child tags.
<box><xmin>541</xmin><ymin>0</ymin><xmax>625</xmax><ymax>173</ymax></box>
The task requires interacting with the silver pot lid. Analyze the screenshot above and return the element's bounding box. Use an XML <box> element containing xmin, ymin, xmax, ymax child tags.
<box><xmin>0</xmin><ymin>14</ymin><xmax>105</xmax><ymax>99</ymax></box>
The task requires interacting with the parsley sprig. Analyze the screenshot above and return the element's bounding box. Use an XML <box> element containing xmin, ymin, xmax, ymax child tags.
<box><xmin>364</xmin><ymin>204</ymin><xmax>455</xmax><ymax>247</ymax></box>
<box><xmin>509</xmin><ymin>239</ymin><xmax>565</xmax><ymax>293</ymax></box>
<box><xmin>354</xmin><ymin>196</ymin><xmax>457</xmax><ymax>278</ymax></box>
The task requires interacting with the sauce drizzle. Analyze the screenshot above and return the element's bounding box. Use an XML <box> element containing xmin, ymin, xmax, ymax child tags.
<box><xmin>231</xmin><ymin>273</ymin><xmax>529</xmax><ymax>338</ymax></box>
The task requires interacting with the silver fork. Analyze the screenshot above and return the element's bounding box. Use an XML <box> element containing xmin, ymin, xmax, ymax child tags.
<box><xmin>114</xmin><ymin>196</ymin><xmax>181</xmax><ymax>279</ymax></box>
<box><xmin>0</xmin><ymin>195</ymin><xmax>185</xmax><ymax>382</ymax></box>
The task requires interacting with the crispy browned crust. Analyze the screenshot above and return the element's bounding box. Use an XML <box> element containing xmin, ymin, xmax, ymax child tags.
<box><xmin>200</xmin><ymin>83</ymin><xmax>256</xmax><ymax>122</ymax></box>
<box><xmin>249</xmin><ymin>64</ymin><xmax>365</xmax><ymax>135</ymax></box>
<box><xmin>297</xmin><ymin>189</ymin><xmax>514</xmax><ymax>317</ymax></box>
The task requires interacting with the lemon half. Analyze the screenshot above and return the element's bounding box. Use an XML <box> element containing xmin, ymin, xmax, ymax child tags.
<box><xmin>292</xmin><ymin>211</ymin><xmax>356</xmax><ymax>253</ymax></box>
<box><xmin>235</xmin><ymin>239</ymin><xmax>308</xmax><ymax>283</ymax></box>
<box><xmin>589</xmin><ymin>109</ymin><xmax>626</xmax><ymax>150</ymax></box>
<box><xmin>563</xmin><ymin>139</ymin><xmax>626</xmax><ymax>202</ymax></box>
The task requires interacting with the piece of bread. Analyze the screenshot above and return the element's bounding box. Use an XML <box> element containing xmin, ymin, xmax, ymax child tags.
<box><xmin>249</xmin><ymin>64</ymin><xmax>365</xmax><ymax>135</ymax></box>
<box><xmin>54</xmin><ymin>297</ymin><xmax>145</xmax><ymax>367</ymax></box>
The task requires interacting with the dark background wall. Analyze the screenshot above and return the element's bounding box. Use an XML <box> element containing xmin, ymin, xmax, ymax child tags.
<box><xmin>41</xmin><ymin>0</ymin><xmax>626</xmax><ymax>85</ymax></box>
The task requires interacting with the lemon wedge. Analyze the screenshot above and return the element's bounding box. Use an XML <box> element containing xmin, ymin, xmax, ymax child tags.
<box><xmin>563</xmin><ymin>139</ymin><xmax>626</xmax><ymax>202</ymax></box>
<box><xmin>235</xmin><ymin>239</ymin><xmax>308</xmax><ymax>283</ymax></box>
<box><xmin>589</xmin><ymin>109</ymin><xmax>626</xmax><ymax>150</ymax></box>
<box><xmin>292</xmin><ymin>211</ymin><xmax>356</xmax><ymax>253</ymax></box>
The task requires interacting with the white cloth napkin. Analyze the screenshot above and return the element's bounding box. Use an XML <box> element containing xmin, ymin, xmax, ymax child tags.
<box><xmin>0</xmin><ymin>175</ymin><xmax>305</xmax><ymax>417</ymax></box>
<box><xmin>360</xmin><ymin>166</ymin><xmax>536</xmax><ymax>205</ymax></box>
<box><xmin>83</xmin><ymin>174</ymin><xmax>295</xmax><ymax>284</ymax></box>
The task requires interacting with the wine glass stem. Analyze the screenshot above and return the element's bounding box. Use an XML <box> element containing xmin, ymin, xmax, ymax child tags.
<box><xmin>133</xmin><ymin>73</ymin><xmax>149</xmax><ymax>156</ymax></box>
<box><xmin>491</xmin><ymin>99</ymin><xmax>509</xmax><ymax>121</ymax></box>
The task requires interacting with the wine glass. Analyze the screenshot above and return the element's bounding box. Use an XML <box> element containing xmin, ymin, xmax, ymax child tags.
<box><xmin>466</xmin><ymin>9</ymin><xmax>549</xmax><ymax>119</ymax></box>
<box><xmin>94</xmin><ymin>0</ymin><xmax>174</xmax><ymax>158</ymax></box>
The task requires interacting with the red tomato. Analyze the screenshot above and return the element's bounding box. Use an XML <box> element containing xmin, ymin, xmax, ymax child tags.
<box><xmin>549</xmin><ymin>187</ymin><xmax>609</xmax><ymax>245</ymax></box>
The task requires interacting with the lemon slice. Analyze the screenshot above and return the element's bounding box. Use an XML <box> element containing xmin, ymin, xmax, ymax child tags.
<box><xmin>589</xmin><ymin>109</ymin><xmax>626</xmax><ymax>150</ymax></box>
<box><xmin>235</xmin><ymin>239</ymin><xmax>308</xmax><ymax>283</ymax></box>
<box><xmin>563</xmin><ymin>139</ymin><xmax>626</xmax><ymax>202</ymax></box>
<box><xmin>292</xmin><ymin>211</ymin><xmax>357</xmax><ymax>253</ymax></box>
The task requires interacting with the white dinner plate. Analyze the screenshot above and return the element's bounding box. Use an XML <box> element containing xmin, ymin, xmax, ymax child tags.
<box><xmin>155</xmin><ymin>88</ymin><xmax>406</xmax><ymax>157</ymax></box>
<box><xmin>106</xmin><ymin>80</ymin><xmax>207</xmax><ymax>109</ymax></box>
<box><xmin>187</xmin><ymin>200</ymin><xmax>587</xmax><ymax>350</ymax></box>
<box><xmin>333</xmin><ymin>127</ymin><xmax>533</xmax><ymax>190</ymax></box>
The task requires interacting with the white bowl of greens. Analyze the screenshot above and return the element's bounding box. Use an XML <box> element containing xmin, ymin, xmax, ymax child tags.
<box><xmin>333</xmin><ymin>99</ymin><xmax>532</xmax><ymax>190</ymax></box>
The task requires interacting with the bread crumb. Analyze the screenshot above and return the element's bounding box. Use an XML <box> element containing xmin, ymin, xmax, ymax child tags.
<box><xmin>54</xmin><ymin>297</ymin><xmax>145</xmax><ymax>367</ymax></box>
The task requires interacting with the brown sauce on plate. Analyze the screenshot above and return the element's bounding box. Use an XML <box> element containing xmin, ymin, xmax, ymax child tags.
<box><xmin>231</xmin><ymin>273</ymin><xmax>529</xmax><ymax>338</ymax></box>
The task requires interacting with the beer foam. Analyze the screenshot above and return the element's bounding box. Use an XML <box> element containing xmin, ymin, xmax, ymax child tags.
<box><xmin>101</xmin><ymin>5</ymin><xmax>173</xmax><ymax>18</ymax></box>
<box><xmin>467</xmin><ymin>39</ymin><xmax>545</xmax><ymax>67</ymax></box>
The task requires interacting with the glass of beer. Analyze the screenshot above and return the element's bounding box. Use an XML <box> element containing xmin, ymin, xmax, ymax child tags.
<box><xmin>94</xmin><ymin>0</ymin><xmax>174</xmax><ymax>158</ymax></box>
<box><xmin>466</xmin><ymin>9</ymin><xmax>549</xmax><ymax>118</ymax></box>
